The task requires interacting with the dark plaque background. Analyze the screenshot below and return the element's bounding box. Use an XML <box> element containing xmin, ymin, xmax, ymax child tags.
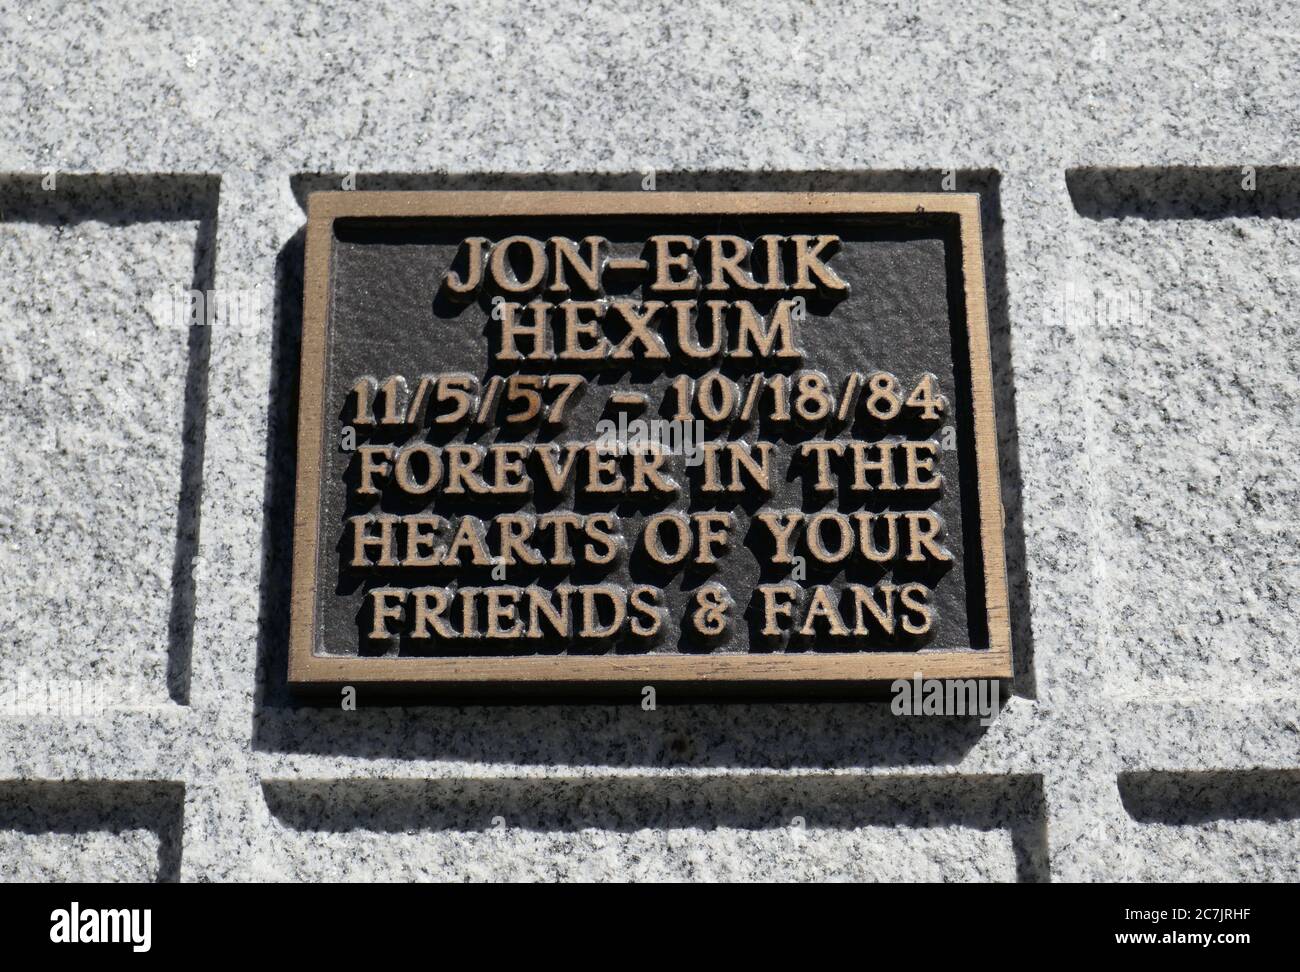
<box><xmin>314</xmin><ymin>212</ymin><xmax>988</xmax><ymax>658</ymax></box>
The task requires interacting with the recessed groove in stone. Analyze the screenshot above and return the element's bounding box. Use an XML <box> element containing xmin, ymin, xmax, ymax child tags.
<box><xmin>262</xmin><ymin>773</ymin><xmax>1047</xmax><ymax>881</ymax></box>
<box><xmin>1120</xmin><ymin>769</ymin><xmax>1300</xmax><ymax>824</ymax></box>
<box><xmin>1117</xmin><ymin>770</ymin><xmax>1300</xmax><ymax>882</ymax></box>
<box><xmin>1066</xmin><ymin>166</ymin><xmax>1300</xmax><ymax>219</ymax></box>
<box><xmin>0</xmin><ymin>780</ymin><xmax>184</xmax><ymax>882</ymax></box>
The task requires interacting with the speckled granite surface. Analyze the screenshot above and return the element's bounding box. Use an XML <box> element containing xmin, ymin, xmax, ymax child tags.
<box><xmin>0</xmin><ymin>1</ymin><xmax>1297</xmax><ymax>882</ymax></box>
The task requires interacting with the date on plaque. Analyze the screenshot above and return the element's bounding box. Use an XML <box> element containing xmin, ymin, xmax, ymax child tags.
<box><xmin>287</xmin><ymin>191</ymin><xmax>1011</xmax><ymax>694</ymax></box>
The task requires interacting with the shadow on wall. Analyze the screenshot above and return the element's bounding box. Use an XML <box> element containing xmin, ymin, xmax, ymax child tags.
<box><xmin>1066</xmin><ymin>166</ymin><xmax>1300</xmax><ymax>219</ymax></box>
<box><xmin>0</xmin><ymin>174</ymin><xmax>219</xmax><ymax>707</ymax></box>
<box><xmin>253</xmin><ymin>169</ymin><xmax>1035</xmax><ymax>767</ymax></box>
<box><xmin>0</xmin><ymin>780</ymin><xmax>184</xmax><ymax>883</ymax></box>
<box><xmin>262</xmin><ymin>773</ymin><xmax>1049</xmax><ymax>882</ymax></box>
<box><xmin>1119</xmin><ymin>769</ymin><xmax>1300</xmax><ymax>825</ymax></box>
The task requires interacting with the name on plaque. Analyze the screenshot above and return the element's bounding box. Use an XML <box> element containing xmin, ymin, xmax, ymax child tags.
<box><xmin>288</xmin><ymin>191</ymin><xmax>1011</xmax><ymax>693</ymax></box>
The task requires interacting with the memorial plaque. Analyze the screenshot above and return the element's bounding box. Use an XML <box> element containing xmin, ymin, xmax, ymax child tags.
<box><xmin>288</xmin><ymin>192</ymin><xmax>1011</xmax><ymax>694</ymax></box>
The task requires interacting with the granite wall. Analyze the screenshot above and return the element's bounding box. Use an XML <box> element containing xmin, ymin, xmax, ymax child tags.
<box><xmin>0</xmin><ymin>1</ymin><xmax>1296</xmax><ymax>881</ymax></box>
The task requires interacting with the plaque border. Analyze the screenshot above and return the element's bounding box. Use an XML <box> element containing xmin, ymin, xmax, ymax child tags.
<box><xmin>288</xmin><ymin>191</ymin><xmax>1012</xmax><ymax>692</ymax></box>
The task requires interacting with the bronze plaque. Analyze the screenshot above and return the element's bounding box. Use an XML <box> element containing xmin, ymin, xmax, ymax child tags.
<box><xmin>288</xmin><ymin>192</ymin><xmax>1011</xmax><ymax>694</ymax></box>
